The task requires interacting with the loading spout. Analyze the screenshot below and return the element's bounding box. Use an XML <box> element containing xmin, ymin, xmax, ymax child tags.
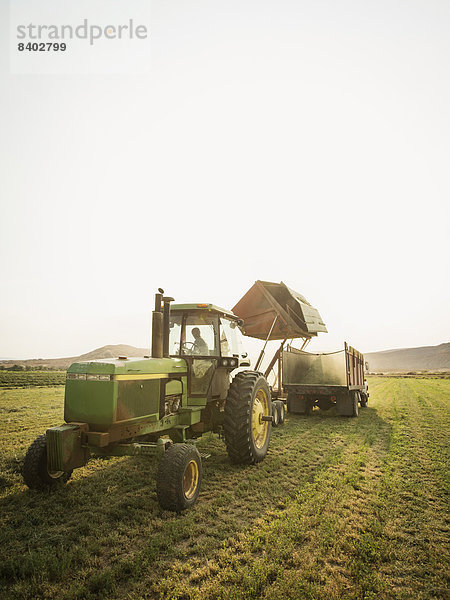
<box><xmin>232</xmin><ymin>280</ymin><xmax>327</xmax><ymax>341</ymax></box>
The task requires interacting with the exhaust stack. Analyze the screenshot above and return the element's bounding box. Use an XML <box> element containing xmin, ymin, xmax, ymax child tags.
<box><xmin>151</xmin><ymin>289</ymin><xmax>174</xmax><ymax>359</ymax></box>
<box><xmin>151</xmin><ymin>289</ymin><xmax>164</xmax><ymax>358</ymax></box>
<box><xmin>162</xmin><ymin>296</ymin><xmax>174</xmax><ymax>358</ymax></box>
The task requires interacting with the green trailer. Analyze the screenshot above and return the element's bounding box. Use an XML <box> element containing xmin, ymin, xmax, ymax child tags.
<box><xmin>283</xmin><ymin>344</ymin><xmax>369</xmax><ymax>417</ymax></box>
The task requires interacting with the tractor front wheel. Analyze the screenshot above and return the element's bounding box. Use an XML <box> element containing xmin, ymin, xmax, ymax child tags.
<box><xmin>23</xmin><ymin>434</ymin><xmax>72</xmax><ymax>489</ymax></box>
<box><xmin>224</xmin><ymin>371</ymin><xmax>272</xmax><ymax>464</ymax></box>
<box><xmin>156</xmin><ymin>444</ymin><xmax>202</xmax><ymax>512</ymax></box>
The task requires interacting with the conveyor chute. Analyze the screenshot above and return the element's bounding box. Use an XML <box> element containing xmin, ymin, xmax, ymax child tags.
<box><xmin>232</xmin><ymin>280</ymin><xmax>327</xmax><ymax>341</ymax></box>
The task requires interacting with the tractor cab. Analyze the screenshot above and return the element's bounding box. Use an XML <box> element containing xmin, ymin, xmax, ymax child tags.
<box><xmin>168</xmin><ymin>304</ymin><xmax>249</xmax><ymax>399</ymax></box>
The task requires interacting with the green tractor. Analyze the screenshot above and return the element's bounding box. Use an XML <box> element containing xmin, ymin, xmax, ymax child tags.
<box><xmin>23</xmin><ymin>290</ymin><xmax>276</xmax><ymax>511</ymax></box>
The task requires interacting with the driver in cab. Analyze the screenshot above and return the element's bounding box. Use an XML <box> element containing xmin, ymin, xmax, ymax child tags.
<box><xmin>191</xmin><ymin>327</ymin><xmax>209</xmax><ymax>355</ymax></box>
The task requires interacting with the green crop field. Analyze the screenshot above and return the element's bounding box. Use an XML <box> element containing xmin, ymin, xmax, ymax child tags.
<box><xmin>0</xmin><ymin>371</ymin><xmax>66</xmax><ymax>388</ymax></box>
<box><xmin>0</xmin><ymin>378</ymin><xmax>448</xmax><ymax>600</ymax></box>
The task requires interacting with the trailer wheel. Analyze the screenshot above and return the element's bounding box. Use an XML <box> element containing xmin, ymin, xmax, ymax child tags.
<box><xmin>272</xmin><ymin>401</ymin><xmax>280</xmax><ymax>427</ymax></box>
<box><xmin>156</xmin><ymin>443</ymin><xmax>202</xmax><ymax>512</ymax></box>
<box><xmin>224</xmin><ymin>371</ymin><xmax>272</xmax><ymax>464</ymax></box>
<box><xmin>274</xmin><ymin>400</ymin><xmax>285</xmax><ymax>424</ymax></box>
<box><xmin>352</xmin><ymin>392</ymin><xmax>360</xmax><ymax>417</ymax></box>
<box><xmin>360</xmin><ymin>393</ymin><xmax>368</xmax><ymax>408</ymax></box>
<box><xmin>23</xmin><ymin>434</ymin><xmax>72</xmax><ymax>489</ymax></box>
<box><xmin>304</xmin><ymin>397</ymin><xmax>314</xmax><ymax>416</ymax></box>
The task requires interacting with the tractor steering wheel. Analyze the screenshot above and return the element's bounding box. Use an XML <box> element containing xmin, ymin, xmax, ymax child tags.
<box><xmin>180</xmin><ymin>341</ymin><xmax>196</xmax><ymax>355</ymax></box>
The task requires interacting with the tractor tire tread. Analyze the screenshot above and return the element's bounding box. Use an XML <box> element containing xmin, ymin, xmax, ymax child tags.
<box><xmin>223</xmin><ymin>371</ymin><xmax>271</xmax><ymax>465</ymax></box>
<box><xmin>156</xmin><ymin>443</ymin><xmax>202</xmax><ymax>512</ymax></box>
<box><xmin>23</xmin><ymin>434</ymin><xmax>72</xmax><ymax>489</ymax></box>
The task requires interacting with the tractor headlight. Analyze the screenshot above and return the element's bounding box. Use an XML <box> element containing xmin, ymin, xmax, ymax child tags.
<box><xmin>86</xmin><ymin>374</ymin><xmax>112</xmax><ymax>381</ymax></box>
<box><xmin>67</xmin><ymin>373</ymin><xmax>112</xmax><ymax>381</ymax></box>
<box><xmin>66</xmin><ymin>373</ymin><xmax>87</xmax><ymax>380</ymax></box>
<box><xmin>220</xmin><ymin>358</ymin><xmax>238</xmax><ymax>368</ymax></box>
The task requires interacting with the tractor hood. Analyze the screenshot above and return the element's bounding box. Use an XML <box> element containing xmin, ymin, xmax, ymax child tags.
<box><xmin>67</xmin><ymin>356</ymin><xmax>187</xmax><ymax>376</ymax></box>
<box><xmin>232</xmin><ymin>280</ymin><xmax>327</xmax><ymax>341</ymax></box>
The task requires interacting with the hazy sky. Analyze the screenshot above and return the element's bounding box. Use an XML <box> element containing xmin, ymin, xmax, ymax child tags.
<box><xmin>1</xmin><ymin>0</ymin><xmax>449</xmax><ymax>359</ymax></box>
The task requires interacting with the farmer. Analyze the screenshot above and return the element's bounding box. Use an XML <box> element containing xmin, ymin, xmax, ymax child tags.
<box><xmin>191</xmin><ymin>327</ymin><xmax>209</xmax><ymax>355</ymax></box>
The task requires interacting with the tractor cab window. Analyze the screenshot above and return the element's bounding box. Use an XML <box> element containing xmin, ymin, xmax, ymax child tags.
<box><xmin>183</xmin><ymin>314</ymin><xmax>219</xmax><ymax>356</ymax></box>
<box><xmin>181</xmin><ymin>313</ymin><xmax>219</xmax><ymax>396</ymax></box>
<box><xmin>169</xmin><ymin>315</ymin><xmax>183</xmax><ymax>356</ymax></box>
<box><xmin>220</xmin><ymin>318</ymin><xmax>245</xmax><ymax>358</ymax></box>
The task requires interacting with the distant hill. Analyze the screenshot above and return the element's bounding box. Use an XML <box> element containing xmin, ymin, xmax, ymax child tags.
<box><xmin>365</xmin><ymin>343</ymin><xmax>450</xmax><ymax>372</ymax></box>
<box><xmin>0</xmin><ymin>344</ymin><xmax>149</xmax><ymax>370</ymax></box>
<box><xmin>2</xmin><ymin>342</ymin><xmax>449</xmax><ymax>373</ymax></box>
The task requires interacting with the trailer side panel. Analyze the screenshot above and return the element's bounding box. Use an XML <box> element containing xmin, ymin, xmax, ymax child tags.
<box><xmin>345</xmin><ymin>344</ymin><xmax>365</xmax><ymax>388</ymax></box>
<box><xmin>282</xmin><ymin>349</ymin><xmax>347</xmax><ymax>387</ymax></box>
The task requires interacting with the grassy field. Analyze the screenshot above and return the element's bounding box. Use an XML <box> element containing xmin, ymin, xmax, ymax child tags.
<box><xmin>0</xmin><ymin>378</ymin><xmax>448</xmax><ymax>600</ymax></box>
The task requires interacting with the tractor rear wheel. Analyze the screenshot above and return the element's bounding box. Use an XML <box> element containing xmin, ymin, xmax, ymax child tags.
<box><xmin>23</xmin><ymin>434</ymin><xmax>72</xmax><ymax>489</ymax></box>
<box><xmin>224</xmin><ymin>371</ymin><xmax>272</xmax><ymax>464</ymax></box>
<box><xmin>156</xmin><ymin>443</ymin><xmax>202</xmax><ymax>512</ymax></box>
